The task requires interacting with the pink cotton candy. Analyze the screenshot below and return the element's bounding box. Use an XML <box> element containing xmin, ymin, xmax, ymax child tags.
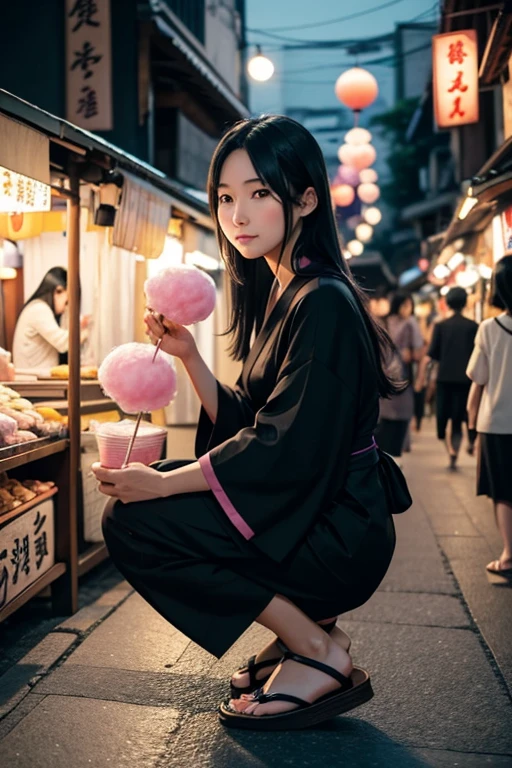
<box><xmin>144</xmin><ymin>265</ymin><xmax>216</xmax><ymax>326</ymax></box>
<box><xmin>98</xmin><ymin>342</ymin><xmax>177</xmax><ymax>414</ymax></box>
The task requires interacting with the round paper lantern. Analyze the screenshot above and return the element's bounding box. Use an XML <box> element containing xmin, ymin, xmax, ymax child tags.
<box><xmin>333</xmin><ymin>165</ymin><xmax>360</xmax><ymax>187</ymax></box>
<box><xmin>358</xmin><ymin>182</ymin><xmax>380</xmax><ymax>204</ymax></box>
<box><xmin>359</xmin><ymin>169</ymin><xmax>378</xmax><ymax>184</ymax></box>
<box><xmin>363</xmin><ymin>206</ymin><xmax>382</xmax><ymax>226</ymax></box>
<box><xmin>347</xmin><ymin>239</ymin><xmax>364</xmax><ymax>257</ymax></box>
<box><xmin>335</xmin><ymin>67</ymin><xmax>378</xmax><ymax>111</ymax></box>
<box><xmin>247</xmin><ymin>52</ymin><xmax>274</xmax><ymax>82</ymax></box>
<box><xmin>355</xmin><ymin>222</ymin><xmax>373</xmax><ymax>243</ymax></box>
<box><xmin>337</xmin><ymin>144</ymin><xmax>376</xmax><ymax>171</ymax></box>
<box><xmin>345</xmin><ymin>127</ymin><xmax>372</xmax><ymax>145</ymax></box>
<box><xmin>331</xmin><ymin>184</ymin><xmax>355</xmax><ymax>208</ymax></box>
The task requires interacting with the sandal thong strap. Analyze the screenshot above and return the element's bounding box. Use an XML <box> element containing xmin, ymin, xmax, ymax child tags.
<box><xmin>255</xmin><ymin>690</ymin><xmax>309</xmax><ymax>709</ymax></box>
<box><xmin>238</xmin><ymin>654</ymin><xmax>283</xmax><ymax>683</ymax></box>
<box><xmin>282</xmin><ymin>649</ymin><xmax>352</xmax><ymax>688</ymax></box>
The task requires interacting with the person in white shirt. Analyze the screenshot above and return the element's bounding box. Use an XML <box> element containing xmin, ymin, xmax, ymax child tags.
<box><xmin>13</xmin><ymin>267</ymin><xmax>88</xmax><ymax>371</ymax></box>
<box><xmin>467</xmin><ymin>255</ymin><xmax>512</xmax><ymax>578</ymax></box>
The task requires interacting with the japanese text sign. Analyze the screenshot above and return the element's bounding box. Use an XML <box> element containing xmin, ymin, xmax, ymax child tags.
<box><xmin>433</xmin><ymin>30</ymin><xmax>479</xmax><ymax>129</ymax></box>
<box><xmin>65</xmin><ymin>0</ymin><xmax>113</xmax><ymax>131</ymax></box>
<box><xmin>0</xmin><ymin>499</ymin><xmax>55</xmax><ymax>612</ymax></box>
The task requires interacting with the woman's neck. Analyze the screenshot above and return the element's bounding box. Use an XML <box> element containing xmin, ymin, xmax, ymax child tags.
<box><xmin>264</xmin><ymin>221</ymin><xmax>302</xmax><ymax>292</ymax></box>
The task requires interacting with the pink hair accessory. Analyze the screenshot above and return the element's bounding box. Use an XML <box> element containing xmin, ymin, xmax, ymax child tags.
<box><xmin>144</xmin><ymin>264</ymin><xmax>216</xmax><ymax>326</ymax></box>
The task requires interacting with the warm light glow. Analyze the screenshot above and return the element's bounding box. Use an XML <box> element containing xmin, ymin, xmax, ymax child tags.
<box><xmin>456</xmin><ymin>267</ymin><xmax>479</xmax><ymax>288</ymax></box>
<box><xmin>185</xmin><ymin>250</ymin><xmax>220</xmax><ymax>272</ymax></box>
<box><xmin>358</xmin><ymin>182</ymin><xmax>380</xmax><ymax>204</ymax></box>
<box><xmin>447</xmin><ymin>252</ymin><xmax>465</xmax><ymax>270</ymax></box>
<box><xmin>359</xmin><ymin>168</ymin><xmax>378</xmax><ymax>183</ymax></box>
<box><xmin>337</xmin><ymin>143</ymin><xmax>376</xmax><ymax>171</ymax></box>
<box><xmin>433</xmin><ymin>30</ymin><xmax>479</xmax><ymax>128</ymax></box>
<box><xmin>335</xmin><ymin>67</ymin><xmax>378</xmax><ymax>111</ymax></box>
<box><xmin>248</xmin><ymin>53</ymin><xmax>275</xmax><ymax>82</ymax></box>
<box><xmin>347</xmin><ymin>239</ymin><xmax>364</xmax><ymax>256</ymax></box>
<box><xmin>146</xmin><ymin>236</ymin><xmax>183</xmax><ymax>278</ymax></box>
<box><xmin>478</xmin><ymin>264</ymin><xmax>493</xmax><ymax>280</ymax></box>
<box><xmin>345</xmin><ymin>127</ymin><xmax>372</xmax><ymax>145</ymax></box>
<box><xmin>458</xmin><ymin>194</ymin><xmax>478</xmax><ymax>220</ymax></box>
<box><xmin>331</xmin><ymin>184</ymin><xmax>355</xmax><ymax>207</ymax></box>
<box><xmin>355</xmin><ymin>222</ymin><xmax>373</xmax><ymax>242</ymax></box>
<box><xmin>440</xmin><ymin>285</ymin><xmax>450</xmax><ymax>296</ymax></box>
<box><xmin>334</xmin><ymin>165</ymin><xmax>360</xmax><ymax>187</ymax></box>
<box><xmin>0</xmin><ymin>166</ymin><xmax>51</xmax><ymax>213</ymax></box>
<box><xmin>343</xmin><ymin>249</ymin><xmax>352</xmax><ymax>260</ymax></box>
<box><xmin>433</xmin><ymin>264</ymin><xmax>451</xmax><ymax>280</ymax></box>
<box><xmin>363</xmin><ymin>206</ymin><xmax>382</xmax><ymax>226</ymax></box>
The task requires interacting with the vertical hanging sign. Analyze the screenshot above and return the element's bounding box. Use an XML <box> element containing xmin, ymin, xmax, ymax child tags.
<box><xmin>433</xmin><ymin>30</ymin><xmax>479</xmax><ymax>129</ymax></box>
<box><xmin>65</xmin><ymin>0</ymin><xmax>113</xmax><ymax>131</ymax></box>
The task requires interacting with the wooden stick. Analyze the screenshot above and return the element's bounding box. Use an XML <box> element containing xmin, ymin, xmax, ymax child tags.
<box><xmin>123</xmin><ymin>411</ymin><xmax>143</xmax><ymax>467</ymax></box>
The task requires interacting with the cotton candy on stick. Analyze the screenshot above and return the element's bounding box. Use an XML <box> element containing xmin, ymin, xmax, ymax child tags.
<box><xmin>98</xmin><ymin>342</ymin><xmax>177</xmax><ymax>466</ymax></box>
<box><xmin>144</xmin><ymin>264</ymin><xmax>216</xmax><ymax>327</ymax></box>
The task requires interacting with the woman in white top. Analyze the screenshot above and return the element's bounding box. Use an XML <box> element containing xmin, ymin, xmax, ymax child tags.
<box><xmin>467</xmin><ymin>255</ymin><xmax>512</xmax><ymax>578</ymax></box>
<box><xmin>13</xmin><ymin>267</ymin><xmax>87</xmax><ymax>371</ymax></box>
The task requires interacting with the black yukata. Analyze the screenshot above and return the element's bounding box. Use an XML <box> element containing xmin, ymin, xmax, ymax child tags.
<box><xmin>102</xmin><ymin>273</ymin><xmax>397</xmax><ymax>658</ymax></box>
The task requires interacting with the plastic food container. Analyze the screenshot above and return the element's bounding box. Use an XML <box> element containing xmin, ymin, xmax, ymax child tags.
<box><xmin>94</xmin><ymin>421</ymin><xmax>167</xmax><ymax>468</ymax></box>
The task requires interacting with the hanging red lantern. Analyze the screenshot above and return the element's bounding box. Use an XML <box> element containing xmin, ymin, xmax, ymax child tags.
<box><xmin>335</xmin><ymin>67</ymin><xmax>378</xmax><ymax>112</ymax></box>
<box><xmin>331</xmin><ymin>184</ymin><xmax>355</xmax><ymax>208</ymax></box>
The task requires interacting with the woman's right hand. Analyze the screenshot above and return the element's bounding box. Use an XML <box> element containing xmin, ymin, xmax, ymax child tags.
<box><xmin>144</xmin><ymin>311</ymin><xmax>196</xmax><ymax>362</ymax></box>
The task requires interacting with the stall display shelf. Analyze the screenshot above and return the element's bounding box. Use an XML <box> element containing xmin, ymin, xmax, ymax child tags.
<box><xmin>0</xmin><ymin>563</ymin><xmax>67</xmax><ymax>622</ymax></box>
<box><xmin>0</xmin><ymin>439</ymin><xmax>69</xmax><ymax>473</ymax></box>
<box><xmin>0</xmin><ymin>486</ymin><xmax>58</xmax><ymax>527</ymax></box>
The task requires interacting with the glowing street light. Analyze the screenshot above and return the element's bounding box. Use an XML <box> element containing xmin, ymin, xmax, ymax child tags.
<box><xmin>247</xmin><ymin>46</ymin><xmax>275</xmax><ymax>82</ymax></box>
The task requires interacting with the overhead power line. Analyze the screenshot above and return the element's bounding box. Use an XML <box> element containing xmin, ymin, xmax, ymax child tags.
<box><xmin>247</xmin><ymin>0</ymin><xmax>407</xmax><ymax>34</ymax></box>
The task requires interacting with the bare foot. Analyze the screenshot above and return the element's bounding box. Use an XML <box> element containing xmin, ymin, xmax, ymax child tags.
<box><xmin>486</xmin><ymin>558</ymin><xmax>512</xmax><ymax>574</ymax></box>
<box><xmin>230</xmin><ymin>624</ymin><xmax>351</xmax><ymax>692</ymax></box>
<box><xmin>228</xmin><ymin>635</ymin><xmax>353</xmax><ymax>716</ymax></box>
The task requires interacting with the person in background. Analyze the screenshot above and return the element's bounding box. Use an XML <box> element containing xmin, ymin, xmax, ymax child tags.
<box><xmin>467</xmin><ymin>256</ymin><xmax>512</xmax><ymax>577</ymax></box>
<box><xmin>12</xmin><ymin>267</ymin><xmax>88</xmax><ymax>371</ymax></box>
<box><xmin>376</xmin><ymin>291</ymin><xmax>424</xmax><ymax>457</ymax></box>
<box><xmin>416</xmin><ymin>287</ymin><xmax>478</xmax><ymax>470</ymax></box>
<box><xmin>413</xmin><ymin>297</ymin><xmax>436</xmax><ymax>431</ymax></box>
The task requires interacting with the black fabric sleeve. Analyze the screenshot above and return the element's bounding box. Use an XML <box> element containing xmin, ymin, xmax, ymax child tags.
<box><xmin>427</xmin><ymin>323</ymin><xmax>441</xmax><ymax>361</ymax></box>
<box><xmin>195</xmin><ymin>380</ymin><xmax>255</xmax><ymax>457</ymax></box>
<box><xmin>203</xmin><ymin>284</ymin><xmax>362</xmax><ymax>562</ymax></box>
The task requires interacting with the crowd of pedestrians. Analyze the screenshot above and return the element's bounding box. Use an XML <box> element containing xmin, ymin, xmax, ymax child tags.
<box><xmin>371</xmin><ymin>255</ymin><xmax>512</xmax><ymax>578</ymax></box>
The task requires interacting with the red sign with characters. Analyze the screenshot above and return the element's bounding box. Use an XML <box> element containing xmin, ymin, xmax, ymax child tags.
<box><xmin>433</xmin><ymin>30</ymin><xmax>479</xmax><ymax>128</ymax></box>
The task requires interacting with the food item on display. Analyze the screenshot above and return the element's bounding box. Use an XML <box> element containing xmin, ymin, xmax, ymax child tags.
<box><xmin>22</xmin><ymin>479</ymin><xmax>55</xmax><ymax>494</ymax></box>
<box><xmin>0</xmin><ymin>413</ymin><xmax>18</xmax><ymax>444</ymax></box>
<box><xmin>35</xmin><ymin>407</ymin><xmax>66</xmax><ymax>423</ymax></box>
<box><xmin>98</xmin><ymin>342</ymin><xmax>177</xmax><ymax>413</ymax></box>
<box><xmin>8</xmin><ymin>398</ymin><xmax>34</xmax><ymax>410</ymax></box>
<box><xmin>3</xmin><ymin>479</ymin><xmax>36</xmax><ymax>502</ymax></box>
<box><xmin>50</xmin><ymin>364</ymin><xmax>69</xmax><ymax>379</ymax></box>
<box><xmin>144</xmin><ymin>264</ymin><xmax>216</xmax><ymax>326</ymax></box>
<box><xmin>80</xmin><ymin>366</ymin><xmax>98</xmax><ymax>379</ymax></box>
<box><xmin>0</xmin><ymin>386</ymin><xmax>20</xmax><ymax>399</ymax></box>
<box><xmin>4</xmin><ymin>430</ymin><xmax>38</xmax><ymax>444</ymax></box>
<box><xmin>0</xmin><ymin>406</ymin><xmax>36</xmax><ymax>430</ymax></box>
<box><xmin>50</xmin><ymin>364</ymin><xmax>98</xmax><ymax>379</ymax></box>
<box><xmin>0</xmin><ymin>487</ymin><xmax>21</xmax><ymax>511</ymax></box>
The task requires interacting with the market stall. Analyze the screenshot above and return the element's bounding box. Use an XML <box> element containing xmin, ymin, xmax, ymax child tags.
<box><xmin>0</xmin><ymin>89</ymin><xmax>215</xmax><ymax>621</ymax></box>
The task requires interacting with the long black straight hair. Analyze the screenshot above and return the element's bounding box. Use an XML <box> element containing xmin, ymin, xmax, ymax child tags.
<box><xmin>24</xmin><ymin>267</ymin><xmax>68</xmax><ymax>318</ymax></box>
<box><xmin>207</xmin><ymin>115</ymin><xmax>400</xmax><ymax>398</ymax></box>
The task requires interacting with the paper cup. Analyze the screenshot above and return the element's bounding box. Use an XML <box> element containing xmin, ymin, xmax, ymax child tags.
<box><xmin>95</xmin><ymin>422</ymin><xmax>166</xmax><ymax>468</ymax></box>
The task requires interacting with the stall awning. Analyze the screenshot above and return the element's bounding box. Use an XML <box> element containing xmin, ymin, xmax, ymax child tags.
<box><xmin>0</xmin><ymin>89</ymin><xmax>213</xmax><ymax>230</ymax></box>
<box><xmin>112</xmin><ymin>171</ymin><xmax>173</xmax><ymax>259</ymax></box>
<box><xmin>0</xmin><ymin>113</ymin><xmax>49</xmax><ymax>184</ymax></box>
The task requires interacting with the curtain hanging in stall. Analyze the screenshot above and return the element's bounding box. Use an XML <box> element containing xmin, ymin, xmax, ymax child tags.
<box><xmin>112</xmin><ymin>171</ymin><xmax>172</xmax><ymax>259</ymax></box>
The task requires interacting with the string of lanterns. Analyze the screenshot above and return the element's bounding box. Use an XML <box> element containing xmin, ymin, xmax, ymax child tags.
<box><xmin>331</xmin><ymin>67</ymin><xmax>382</xmax><ymax>258</ymax></box>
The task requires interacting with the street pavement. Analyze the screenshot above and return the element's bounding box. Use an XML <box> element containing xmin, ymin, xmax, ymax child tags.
<box><xmin>1</xmin><ymin>420</ymin><xmax>512</xmax><ymax>767</ymax></box>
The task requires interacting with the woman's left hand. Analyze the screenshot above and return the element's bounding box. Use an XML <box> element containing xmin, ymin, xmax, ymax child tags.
<box><xmin>92</xmin><ymin>462</ymin><xmax>165</xmax><ymax>504</ymax></box>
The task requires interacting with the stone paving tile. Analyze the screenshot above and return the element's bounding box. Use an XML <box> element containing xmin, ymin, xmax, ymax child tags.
<box><xmin>64</xmin><ymin>592</ymin><xmax>190</xmax><ymax>671</ymax></box>
<box><xmin>0</xmin><ymin>695</ymin><xmax>180</xmax><ymax>768</ymax></box>
<box><xmin>342</xmin><ymin>592</ymin><xmax>470</xmax><ymax>629</ymax></box>
<box><xmin>0</xmin><ymin>633</ymin><xmax>77</xmax><ymax>719</ymax></box>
